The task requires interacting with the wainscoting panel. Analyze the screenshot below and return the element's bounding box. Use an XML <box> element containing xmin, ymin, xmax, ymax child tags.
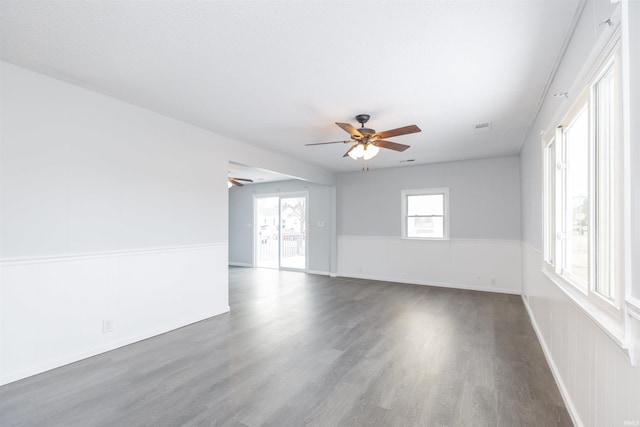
<box><xmin>522</xmin><ymin>244</ymin><xmax>640</xmax><ymax>427</ymax></box>
<box><xmin>0</xmin><ymin>243</ymin><xmax>229</xmax><ymax>385</ymax></box>
<box><xmin>337</xmin><ymin>236</ymin><xmax>521</xmax><ymax>294</ymax></box>
<box><xmin>388</xmin><ymin>238</ymin><xmax>451</xmax><ymax>285</ymax></box>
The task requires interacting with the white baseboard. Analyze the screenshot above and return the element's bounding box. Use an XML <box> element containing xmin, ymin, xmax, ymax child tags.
<box><xmin>521</xmin><ymin>242</ymin><xmax>640</xmax><ymax>426</ymax></box>
<box><xmin>337</xmin><ymin>236</ymin><xmax>522</xmax><ymax>294</ymax></box>
<box><xmin>521</xmin><ymin>295</ymin><xmax>582</xmax><ymax>427</ymax></box>
<box><xmin>1</xmin><ymin>243</ymin><xmax>230</xmax><ymax>386</ymax></box>
<box><xmin>0</xmin><ymin>308</ymin><xmax>229</xmax><ymax>386</ymax></box>
<box><xmin>306</xmin><ymin>270</ymin><xmax>331</xmax><ymax>276</ymax></box>
<box><xmin>337</xmin><ymin>272</ymin><xmax>521</xmax><ymax>295</ymax></box>
<box><xmin>229</xmin><ymin>262</ymin><xmax>253</xmax><ymax>267</ymax></box>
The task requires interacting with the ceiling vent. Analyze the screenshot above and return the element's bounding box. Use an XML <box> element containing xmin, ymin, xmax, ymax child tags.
<box><xmin>399</xmin><ymin>159</ymin><xmax>415</xmax><ymax>163</ymax></box>
<box><xmin>473</xmin><ymin>121</ymin><xmax>492</xmax><ymax>133</ymax></box>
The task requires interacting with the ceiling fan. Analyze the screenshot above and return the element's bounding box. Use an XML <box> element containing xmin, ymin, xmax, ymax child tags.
<box><xmin>228</xmin><ymin>176</ymin><xmax>253</xmax><ymax>188</ymax></box>
<box><xmin>305</xmin><ymin>114</ymin><xmax>421</xmax><ymax>160</ymax></box>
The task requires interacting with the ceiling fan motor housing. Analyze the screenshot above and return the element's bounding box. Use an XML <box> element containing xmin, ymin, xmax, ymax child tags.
<box><xmin>355</xmin><ymin>114</ymin><xmax>375</xmax><ymax>140</ymax></box>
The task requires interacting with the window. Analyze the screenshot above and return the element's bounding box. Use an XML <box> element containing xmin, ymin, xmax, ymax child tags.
<box><xmin>401</xmin><ymin>188</ymin><xmax>449</xmax><ymax>239</ymax></box>
<box><xmin>543</xmin><ymin>42</ymin><xmax>622</xmax><ymax>321</ymax></box>
<box><xmin>560</xmin><ymin>100</ymin><xmax>590</xmax><ymax>288</ymax></box>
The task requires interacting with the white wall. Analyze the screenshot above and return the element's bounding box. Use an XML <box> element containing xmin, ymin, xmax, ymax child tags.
<box><xmin>1</xmin><ymin>244</ymin><xmax>228</xmax><ymax>385</ymax></box>
<box><xmin>229</xmin><ymin>179</ymin><xmax>334</xmax><ymax>274</ymax></box>
<box><xmin>1</xmin><ymin>65</ymin><xmax>228</xmax><ymax>258</ymax></box>
<box><xmin>336</xmin><ymin>156</ymin><xmax>522</xmax><ymax>293</ymax></box>
<box><xmin>0</xmin><ymin>61</ymin><xmax>335</xmax><ymax>385</ymax></box>
<box><xmin>622</xmin><ymin>0</ymin><xmax>640</xmax><ymax>303</ymax></box>
<box><xmin>0</xmin><ymin>61</ymin><xmax>231</xmax><ymax>385</ymax></box>
<box><xmin>519</xmin><ymin>1</ymin><xmax>640</xmax><ymax>425</ymax></box>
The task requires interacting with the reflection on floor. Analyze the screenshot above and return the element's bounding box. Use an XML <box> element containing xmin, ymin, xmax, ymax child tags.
<box><xmin>259</xmin><ymin>255</ymin><xmax>305</xmax><ymax>270</ymax></box>
<box><xmin>0</xmin><ymin>267</ymin><xmax>572</xmax><ymax>426</ymax></box>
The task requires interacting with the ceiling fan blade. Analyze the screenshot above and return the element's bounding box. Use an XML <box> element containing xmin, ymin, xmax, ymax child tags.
<box><xmin>230</xmin><ymin>179</ymin><xmax>244</xmax><ymax>187</ymax></box>
<box><xmin>343</xmin><ymin>145</ymin><xmax>357</xmax><ymax>157</ymax></box>
<box><xmin>336</xmin><ymin>122</ymin><xmax>363</xmax><ymax>139</ymax></box>
<box><xmin>305</xmin><ymin>141</ymin><xmax>350</xmax><ymax>146</ymax></box>
<box><xmin>376</xmin><ymin>125</ymin><xmax>421</xmax><ymax>139</ymax></box>
<box><xmin>372</xmin><ymin>139</ymin><xmax>410</xmax><ymax>152</ymax></box>
<box><xmin>231</xmin><ymin>177</ymin><xmax>253</xmax><ymax>182</ymax></box>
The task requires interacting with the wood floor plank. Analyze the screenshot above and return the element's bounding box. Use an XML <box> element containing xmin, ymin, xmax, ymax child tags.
<box><xmin>0</xmin><ymin>268</ymin><xmax>572</xmax><ymax>426</ymax></box>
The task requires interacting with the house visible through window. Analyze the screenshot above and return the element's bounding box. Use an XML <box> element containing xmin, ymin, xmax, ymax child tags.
<box><xmin>563</xmin><ymin>102</ymin><xmax>590</xmax><ymax>286</ymax></box>
<box><xmin>401</xmin><ymin>188</ymin><xmax>449</xmax><ymax>239</ymax></box>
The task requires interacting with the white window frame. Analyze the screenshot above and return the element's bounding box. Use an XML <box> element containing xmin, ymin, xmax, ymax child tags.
<box><xmin>542</xmin><ymin>37</ymin><xmax>625</xmax><ymax>344</ymax></box>
<box><xmin>401</xmin><ymin>188</ymin><xmax>450</xmax><ymax>240</ymax></box>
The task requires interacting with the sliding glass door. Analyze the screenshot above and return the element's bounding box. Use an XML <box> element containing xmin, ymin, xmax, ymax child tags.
<box><xmin>254</xmin><ymin>193</ymin><xmax>307</xmax><ymax>270</ymax></box>
<box><xmin>279</xmin><ymin>196</ymin><xmax>306</xmax><ymax>269</ymax></box>
<box><xmin>255</xmin><ymin>196</ymin><xmax>279</xmax><ymax>268</ymax></box>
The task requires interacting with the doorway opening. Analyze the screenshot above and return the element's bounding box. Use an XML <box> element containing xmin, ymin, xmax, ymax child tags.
<box><xmin>254</xmin><ymin>193</ymin><xmax>307</xmax><ymax>270</ymax></box>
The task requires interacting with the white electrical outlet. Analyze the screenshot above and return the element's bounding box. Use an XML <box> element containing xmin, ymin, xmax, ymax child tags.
<box><xmin>490</xmin><ymin>277</ymin><xmax>497</xmax><ymax>286</ymax></box>
<box><xmin>102</xmin><ymin>320</ymin><xmax>113</xmax><ymax>334</ymax></box>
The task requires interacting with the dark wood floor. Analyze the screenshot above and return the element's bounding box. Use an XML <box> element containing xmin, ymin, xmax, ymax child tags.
<box><xmin>0</xmin><ymin>267</ymin><xmax>572</xmax><ymax>426</ymax></box>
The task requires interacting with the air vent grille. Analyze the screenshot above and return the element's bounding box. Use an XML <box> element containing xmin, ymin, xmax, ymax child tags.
<box><xmin>473</xmin><ymin>122</ymin><xmax>492</xmax><ymax>133</ymax></box>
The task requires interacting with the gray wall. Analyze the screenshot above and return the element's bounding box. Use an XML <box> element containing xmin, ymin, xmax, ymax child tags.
<box><xmin>337</xmin><ymin>155</ymin><xmax>521</xmax><ymax>240</ymax></box>
<box><xmin>229</xmin><ymin>180</ymin><xmax>334</xmax><ymax>273</ymax></box>
<box><xmin>520</xmin><ymin>0</ymin><xmax>618</xmax><ymax>249</ymax></box>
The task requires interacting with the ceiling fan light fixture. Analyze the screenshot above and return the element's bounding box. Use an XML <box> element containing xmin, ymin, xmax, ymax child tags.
<box><xmin>307</xmin><ymin>114</ymin><xmax>420</xmax><ymax>163</ymax></box>
<box><xmin>363</xmin><ymin>144</ymin><xmax>380</xmax><ymax>160</ymax></box>
<box><xmin>227</xmin><ymin>180</ymin><xmax>233</xmax><ymax>188</ymax></box>
<box><xmin>348</xmin><ymin>143</ymin><xmax>366</xmax><ymax>159</ymax></box>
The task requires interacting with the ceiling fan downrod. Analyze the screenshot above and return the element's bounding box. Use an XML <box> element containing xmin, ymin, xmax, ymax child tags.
<box><xmin>355</xmin><ymin>114</ymin><xmax>375</xmax><ymax>139</ymax></box>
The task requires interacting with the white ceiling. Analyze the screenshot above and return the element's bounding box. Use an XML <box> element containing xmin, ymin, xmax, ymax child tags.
<box><xmin>0</xmin><ymin>0</ymin><xmax>580</xmax><ymax>173</ymax></box>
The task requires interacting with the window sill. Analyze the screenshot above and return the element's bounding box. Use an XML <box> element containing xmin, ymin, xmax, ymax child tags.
<box><xmin>627</xmin><ymin>297</ymin><xmax>640</xmax><ymax>321</ymax></box>
<box><xmin>401</xmin><ymin>236</ymin><xmax>449</xmax><ymax>241</ymax></box>
<box><xmin>541</xmin><ymin>264</ymin><xmax>638</xmax><ymax>365</ymax></box>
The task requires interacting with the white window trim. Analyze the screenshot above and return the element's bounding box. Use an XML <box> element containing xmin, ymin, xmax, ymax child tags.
<box><xmin>400</xmin><ymin>188</ymin><xmax>450</xmax><ymax>240</ymax></box>
<box><xmin>543</xmin><ymin>45</ymin><xmax>623</xmax><ymax>320</ymax></box>
<box><xmin>541</xmin><ymin>264</ymin><xmax>626</xmax><ymax>347</ymax></box>
<box><xmin>553</xmin><ymin>92</ymin><xmax>591</xmax><ymax>294</ymax></box>
<box><xmin>542</xmin><ymin>134</ymin><xmax>556</xmax><ymax>267</ymax></box>
<box><xmin>540</xmin><ymin>15</ymin><xmax>639</xmax><ymax>362</ymax></box>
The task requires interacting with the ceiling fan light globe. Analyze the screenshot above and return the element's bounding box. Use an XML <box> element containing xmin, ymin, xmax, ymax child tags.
<box><xmin>349</xmin><ymin>143</ymin><xmax>365</xmax><ymax>160</ymax></box>
<box><xmin>363</xmin><ymin>144</ymin><xmax>380</xmax><ymax>160</ymax></box>
<box><xmin>227</xmin><ymin>180</ymin><xmax>233</xmax><ymax>188</ymax></box>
